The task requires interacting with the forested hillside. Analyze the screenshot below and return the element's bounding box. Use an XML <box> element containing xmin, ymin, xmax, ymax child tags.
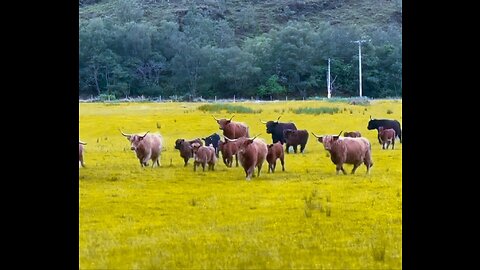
<box><xmin>79</xmin><ymin>0</ymin><xmax>402</xmax><ymax>99</ymax></box>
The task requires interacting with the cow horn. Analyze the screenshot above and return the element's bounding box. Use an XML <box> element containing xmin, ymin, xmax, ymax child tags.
<box><xmin>224</xmin><ymin>136</ymin><xmax>237</xmax><ymax>142</ymax></box>
<box><xmin>311</xmin><ymin>132</ymin><xmax>321</xmax><ymax>138</ymax></box>
<box><xmin>251</xmin><ymin>133</ymin><xmax>261</xmax><ymax>140</ymax></box>
<box><xmin>260</xmin><ymin>120</ymin><xmax>267</xmax><ymax>124</ymax></box>
<box><xmin>370</xmin><ymin>115</ymin><xmax>372</xmax><ymax>120</ymax></box>
<box><xmin>229</xmin><ymin>115</ymin><xmax>235</xmax><ymax>121</ymax></box>
<box><xmin>337</xmin><ymin>130</ymin><xmax>343</xmax><ymax>137</ymax></box>
<box><xmin>212</xmin><ymin>115</ymin><xmax>220</xmax><ymax>121</ymax></box>
<box><xmin>119</xmin><ymin>129</ymin><xmax>132</xmax><ymax>138</ymax></box>
<box><xmin>140</xmin><ymin>131</ymin><xmax>150</xmax><ymax>138</ymax></box>
<box><xmin>275</xmin><ymin>116</ymin><xmax>281</xmax><ymax>123</ymax></box>
<box><xmin>79</xmin><ymin>140</ymin><xmax>87</xmax><ymax>145</ymax></box>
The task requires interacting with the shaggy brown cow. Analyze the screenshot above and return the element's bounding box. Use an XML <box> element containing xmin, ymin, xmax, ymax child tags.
<box><xmin>343</xmin><ymin>131</ymin><xmax>362</xmax><ymax>138</ymax></box>
<box><xmin>229</xmin><ymin>135</ymin><xmax>268</xmax><ymax>180</ymax></box>
<box><xmin>121</xmin><ymin>130</ymin><xmax>163</xmax><ymax>167</ymax></box>
<box><xmin>174</xmin><ymin>138</ymin><xmax>202</xmax><ymax>166</ymax></box>
<box><xmin>218</xmin><ymin>136</ymin><xmax>243</xmax><ymax>167</ymax></box>
<box><xmin>266</xmin><ymin>142</ymin><xmax>285</xmax><ymax>173</ymax></box>
<box><xmin>191</xmin><ymin>143</ymin><xmax>217</xmax><ymax>172</ymax></box>
<box><xmin>79</xmin><ymin>141</ymin><xmax>86</xmax><ymax>168</ymax></box>
<box><xmin>312</xmin><ymin>131</ymin><xmax>373</xmax><ymax>175</ymax></box>
<box><xmin>212</xmin><ymin>115</ymin><xmax>250</xmax><ymax>139</ymax></box>
<box><xmin>378</xmin><ymin>126</ymin><xmax>396</xmax><ymax>150</ymax></box>
<box><xmin>283</xmin><ymin>129</ymin><xmax>309</xmax><ymax>153</ymax></box>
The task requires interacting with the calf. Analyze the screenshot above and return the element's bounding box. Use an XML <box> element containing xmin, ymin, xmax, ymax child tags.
<box><xmin>202</xmin><ymin>133</ymin><xmax>221</xmax><ymax>157</ymax></box>
<box><xmin>283</xmin><ymin>129</ymin><xmax>309</xmax><ymax>153</ymax></box>
<box><xmin>191</xmin><ymin>143</ymin><xmax>217</xmax><ymax>172</ymax></box>
<box><xmin>312</xmin><ymin>131</ymin><xmax>373</xmax><ymax>175</ymax></box>
<box><xmin>378</xmin><ymin>126</ymin><xmax>396</xmax><ymax>150</ymax></box>
<box><xmin>121</xmin><ymin>130</ymin><xmax>163</xmax><ymax>167</ymax></box>
<box><xmin>174</xmin><ymin>138</ymin><xmax>202</xmax><ymax>166</ymax></box>
<box><xmin>229</xmin><ymin>135</ymin><xmax>268</xmax><ymax>180</ymax></box>
<box><xmin>266</xmin><ymin>142</ymin><xmax>285</xmax><ymax>173</ymax></box>
<box><xmin>218</xmin><ymin>137</ymin><xmax>241</xmax><ymax>167</ymax></box>
<box><xmin>343</xmin><ymin>131</ymin><xmax>362</xmax><ymax>138</ymax></box>
<box><xmin>79</xmin><ymin>141</ymin><xmax>86</xmax><ymax>168</ymax></box>
<box><xmin>367</xmin><ymin>116</ymin><xmax>402</xmax><ymax>143</ymax></box>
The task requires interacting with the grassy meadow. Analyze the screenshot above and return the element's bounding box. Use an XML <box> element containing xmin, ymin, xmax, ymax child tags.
<box><xmin>79</xmin><ymin>99</ymin><xmax>402</xmax><ymax>269</ymax></box>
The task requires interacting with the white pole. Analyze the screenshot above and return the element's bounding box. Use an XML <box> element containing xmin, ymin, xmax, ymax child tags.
<box><xmin>327</xmin><ymin>58</ymin><xmax>331</xmax><ymax>98</ymax></box>
<box><xmin>358</xmin><ymin>42</ymin><xmax>362</xmax><ymax>97</ymax></box>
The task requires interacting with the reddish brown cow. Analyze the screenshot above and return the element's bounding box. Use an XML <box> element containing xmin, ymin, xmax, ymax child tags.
<box><xmin>267</xmin><ymin>142</ymin><xmax>285</xmax><ymax>173</ymax></box>
<box><xmin>229</xmin><ymin>135</ymin><xmax>268</xmax><ymax>180</ymax></box>
<box><xmin>174</xmin><ymin>138</ymin><xmax>202</xmax><ymax>166</ymax></box>
<box><xmin>212</xmin><ymin>115</ymin><xmax>249</xmax><ymax>139</ymax></box>
<box><xmin>218</xmin><ymin>137</ymin><xmax>243</xmax><ymax>167</ymax></box>
<box><xmin>121</xmin><ymin>130</ymin><xmax>163</xmax><ymax>167</ymax></box>
<box><xmin>283</xmin><ymin>129</ymin><xmax>309</xmax><ymax>153</ymax></box>
<box><xmin>79</xmin><ymin>141</ymin><xmax>86</xmax><ymax>168</ymax></box>
<box><xmin>312</xmin><ymin>131</ymin><xmax>373</xmax><ymax>175</ymax></box>
<box><xmin>378</xmin><ymin>126</ymin><xmax>396</xmax><ymax>150</ymax></box>
<box><xmin>191</xmin><ymin>143</ymin><xmax>217</xmax><ymax>172</ymax></box>
<box><xmin>343</xmin><ymin>131</ymin><xmax>362</xmax><ymax>138</ymax></box>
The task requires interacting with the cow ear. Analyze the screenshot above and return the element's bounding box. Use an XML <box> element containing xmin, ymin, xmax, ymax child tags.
<box><xmin>139</xmin><ymin>136</ymin><xmax>144</xmax><ymax>141</ymax></box>
<box><xmin>333</xmin><ymin>136</ymin><xmax>340</xmax><ymax>141</ymax></box>
<box><xmin>318</xmin><ymin>137</ymin><xmax>323</xmax><ymax>143</ymax></box>
<box><xmin>268</xmin><ymin>144</ymin><xmax>273</xmax><ymax>148</ymax></box>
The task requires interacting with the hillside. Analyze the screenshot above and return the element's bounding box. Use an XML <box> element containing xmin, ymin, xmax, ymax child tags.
<box><xmin>79</xmin><ymin>0</ymin><xmax>402</xmax><ymax>39</ymax></box>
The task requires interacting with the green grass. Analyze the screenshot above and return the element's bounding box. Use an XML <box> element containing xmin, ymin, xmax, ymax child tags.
<box><xmin>197</xmin><ymin>103</ymin><xmax>262</xmax><ymax>114</ymax></box>
<box><xmin>291</xmin><ymin>106</ymin><xmax>340</xmax><ymax>115</ymax></box>
<box><xmin>80</xmin><ymin>100</ymin><xmax>402</xmax><ymax>269</ymax></box>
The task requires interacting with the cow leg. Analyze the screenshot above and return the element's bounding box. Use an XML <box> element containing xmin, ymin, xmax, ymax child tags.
<box><xmin>235</xmin><ymin>154</ymin><xmax>239</xmax><ymax>167</ymax></box>
<box><xmin>257</xmin><ymin>163</ymin><xmax>263</xmax><ymax>177</ymax></box>
<box><xmin>246</xmin><ymin>167</ymin><xmax>254</xmax><ymax>180</ymax></box>
<box><xmin>184</xmin><ymin>157</ymin><xmax>189</xmax><ymax>167</ymax></box>
<box><xmin>336</xmin><ymin>164</ymin><xmax>346</xmax><ymax>175</ymax></box>
<box><xmin>285</xmin><ymin>144</ymin><xmax>290</xmax><ymax>154</ymax></box>
<box><xmin>378</xmin><ymin>135</ymin><xmax>382</xmax><ymax>144</ymax></box>
<box><xmin>202</xmin><ymin>163</ymin><xmax>206</xmax><ymax>172</ymax></box>
<box><xmin>300</xmin><ymin>143</ymin><xmax>306</xmax><ymax>153</ymax></box>
<box><xmin>351</xmin><ymin>162</ymin><xmax>362</xmax><ymax>174</ymax></box>
<box><xmin>293</xmin><ymin>145</ymin><xmax>298</xmax><ymax>153</ymax></box>
<box><xmin>398</xmin><ymin>131</ymin><xmax>402</xmax><ymax>143</ymax></box>
<box><xmin>80</xmin><ymin>158</ymin><xmax>85</xmax><ymax>168</ymax></box>
<box><xmin>392</xmin><ymin>140</ymin><xmax>395</xmax><ymax>149</ymax></box>
<box><xmin>280</xmin><ymin>156</ymin><xmax>285</xmax><ymax>171</ymax></box>
<box><xmin>272</xmin><ymin>160</ymin><xmax>276</xmax><ymax>173</ymax></box>
<box><xmin>268</xmin><ymin>163</ymin><xmax>271</xmax><ymax>173</ymax></box>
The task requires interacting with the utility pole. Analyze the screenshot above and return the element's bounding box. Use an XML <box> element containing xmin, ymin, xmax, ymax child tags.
<box><xmin>327</xmin><ymin>58</ymin><xmax>331</xmax><ymax>99</ymax></box>
<box><xmin>352</xmin><ymin>39</ymin><xmax>370</xmax><ymax>97</ymax></box>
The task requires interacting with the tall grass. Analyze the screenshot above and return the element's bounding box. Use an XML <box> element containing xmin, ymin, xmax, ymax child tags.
<box><xmin>291</xmin><ymin>107</ymin><xmax>340</xmax><ymax>115</ymax></box>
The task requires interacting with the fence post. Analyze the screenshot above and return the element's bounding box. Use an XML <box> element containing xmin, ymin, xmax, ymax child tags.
<box><xmin>233</xmin><ymin>95</ymin><xmax>236</xmax><ymax>103</ymax></box>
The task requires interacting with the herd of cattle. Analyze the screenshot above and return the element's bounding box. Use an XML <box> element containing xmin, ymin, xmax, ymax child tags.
<box><xmin>79</xmin><ymin>116</ymin><xmax>402</xmax><ymax>180</ymax></box>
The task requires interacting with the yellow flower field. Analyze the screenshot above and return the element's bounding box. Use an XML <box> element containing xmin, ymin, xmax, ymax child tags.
<box><xmin>79</xmin><ymin>100</ymin><xmax>402</xmax><ymax>269</ymax></box>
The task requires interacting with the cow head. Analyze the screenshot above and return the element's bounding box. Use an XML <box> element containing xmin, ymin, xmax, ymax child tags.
<box><xmin>79</xmin><ymin>140</ymin><xmax>87</xmax><ymax>145</ymax></box>
<box><xmin>174</xmin><ymin>139</ymin><xmax>185</xmax><ymax>150</ymax></box>
<box><xmin>261</xmin><ymin>116</ymin><xmax>281</xmax><ymax>134</ymax></box>
<box><xmin>378</xmin><ymin>126</ymin><xmax>385</xmax><ymax>132</ymax></box>
<box><xmin>312</xmin><ymin>131</ymin><xmax>342</xmax><ymax>150</ymax></box>
<box><xmin>213</xmin><ymin>115</ymin><xmax>234</xmax><ymax>130</ymax></box>
<box><xmin>121</xmin><ymin>130</ymin><xmax>149</xmax><ymax>151</ymax></box>
<box><xmin>191</xmin><ymin>142</ymin><xmax>202</xmax><ymax>154</ymax></box>
<box><xmin>367</xmin><ymin>116</ymin><xmax>379</xmax><ymax>130</ymax></box>
<box><xmin>228</xmin><ymin>134</ymin><xmax>260</xmax><ymax>154</ymax></box>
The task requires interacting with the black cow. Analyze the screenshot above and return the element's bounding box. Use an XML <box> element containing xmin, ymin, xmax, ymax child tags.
<box><xmin>367</xmin><ymin>116</ymin><xmax>402</xmax><ymax>143</ymax></box>
<box><xmin>261</xmin><ymin>116</ymin><xmax>297</xmax><ymax>144</ymax></box>
<box><xmin>202</xmin><ymin>133</ymin><xmax>221</xmax><ymax>157</ymax></box>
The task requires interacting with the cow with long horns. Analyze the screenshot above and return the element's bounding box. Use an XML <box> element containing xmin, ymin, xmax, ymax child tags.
<box><xmin>312</xmin><ymin>131</ymin><xmax>373</xmax><ymax>175</ymax></box>
<box><xmin>79</xmin><ymin>141</ymin><xmax>86</xmax><ymax>168</ymax></box>
<box><xmin>218</xmin><ymin>136</ymin><xmax>242</xmax><ymax>167</ymax></box>
<box><xmin>226</xmin><ymin>134</ymin><xmax>268</xmax><ymax>180</ymax></box>
<box><xmin>213</xmin><ymin>115</ymin><xmax>250</xmax><ymax>139</ymax></box>
<box><xmin>120</xmin><ymin>130</ymin><xmax>163</xmax><ymax>167</ymax></box>
<box><xmin>260</xmin><ymin>116</ymin><xmax>297</xmax><ymax>144</ymax></box>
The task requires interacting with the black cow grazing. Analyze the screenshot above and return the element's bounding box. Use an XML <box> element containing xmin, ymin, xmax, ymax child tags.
<box><xmin>261</xmin><ymin>116</ymin><xmax>297</xmax><ymax>144</ymax></box>
<box><xmin>367</xmin><ymin>116</ymin><xmax>402</xmax><ymax>143</ymax></box>
<box><xmin>202</xmin><ymin>133</ymin><xmax>221</xmax><ymax>158</ymax></box>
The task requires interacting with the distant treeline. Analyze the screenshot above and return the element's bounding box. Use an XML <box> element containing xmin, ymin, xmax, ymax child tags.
<box><xmin>79</xmin><ymin>0</ymin><xmax>401</xmax><ymax>99</ymax></box>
